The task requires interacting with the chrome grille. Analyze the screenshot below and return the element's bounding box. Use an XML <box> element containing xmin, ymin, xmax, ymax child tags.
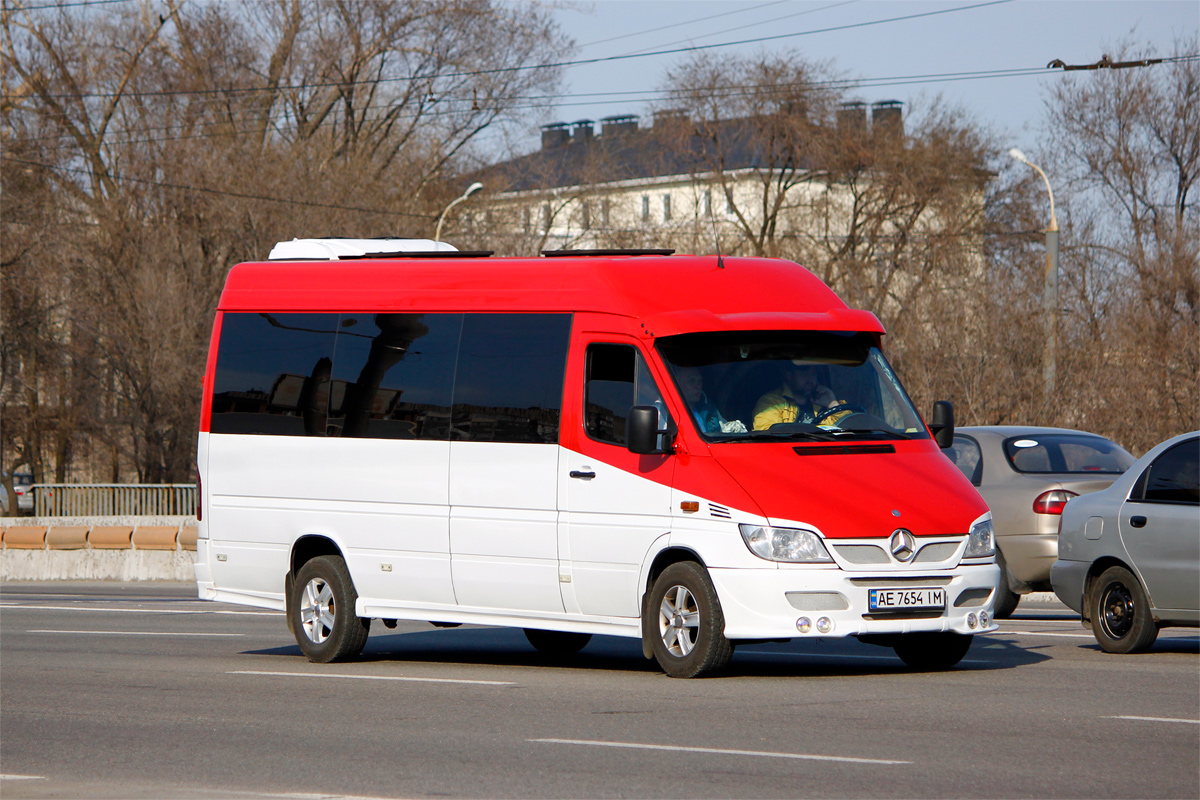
<box><xmin>833</xmin><ymin>544</ymin><xmax>890</xmax><ymax>564</ymax></box>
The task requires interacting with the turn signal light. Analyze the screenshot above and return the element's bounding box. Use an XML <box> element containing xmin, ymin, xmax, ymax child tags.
<box><xmin>1033</xmin><ymin>490</ymin><xmax>1077</xmax><ymax>515</ymax></box>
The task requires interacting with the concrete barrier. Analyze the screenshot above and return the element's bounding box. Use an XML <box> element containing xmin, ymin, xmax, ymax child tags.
<box><xmin>1</xmin><ymin>516</ymin><xmax>197</xmax><ymax>581</ymax></box>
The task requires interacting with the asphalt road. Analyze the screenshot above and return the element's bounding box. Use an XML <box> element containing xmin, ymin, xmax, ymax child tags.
<box><xmin>1</xmin><ymin>581</ymin><xmax>1196</xmax><ymax>799</ymax></box>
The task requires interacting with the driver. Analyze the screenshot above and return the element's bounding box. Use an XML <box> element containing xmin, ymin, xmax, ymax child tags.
<box><xmin>752</xmin><ymin>361</ymin><xmax>851</xmax><ymax>430</ymax></box>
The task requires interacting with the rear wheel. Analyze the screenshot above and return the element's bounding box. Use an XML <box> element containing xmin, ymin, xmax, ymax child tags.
<box><xmin>645</xmin><ymin>561</ymin><xmax>734</xmax><ymax>678</ymax></box>
<box><xmin>891</xmin><ymin>632</ymin><xmax>973</xmax><ymax>670</ymax></box>
<box><xmin>291</xmin><ymin>555</ymin><xmax>370</xmax><ymax>663</ymax></box>
<box><xmin>523</xmin><ymin>629</ymin><xmax>592</xmax><ymax>656</ymax></box>
<box><xmin>1089</xmin><ymin>566</ymin><xmax>1158</xmax><ymax>654</ymax></box>
<box><xmin>993</xmin><ymin>550</ymin><xmax>1021</xmax><ymax>619</ymax></box>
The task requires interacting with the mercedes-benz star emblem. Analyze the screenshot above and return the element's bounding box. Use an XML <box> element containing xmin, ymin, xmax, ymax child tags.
<box><xmin>890</xmin><ymin>528</ymin><xmax>916</xmax><ymax>562</ymax></box>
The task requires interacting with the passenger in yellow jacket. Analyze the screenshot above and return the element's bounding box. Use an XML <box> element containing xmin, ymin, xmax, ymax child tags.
<box><xmin>753</xmin><ymin>362</ymin><xmax>850</xmax><ymax>430</ymax></box>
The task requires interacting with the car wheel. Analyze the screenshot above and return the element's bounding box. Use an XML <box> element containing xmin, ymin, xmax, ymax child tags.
<box><xmin>1089</xmin><ymin>566</ymin><xmax>1158</xmax><ymax>654</ymax></box>
<box><xmin>993</xmin><ymin>550</ymin><xmax>1020</xmax><ymax>619</ymax></box>
<box><xmin>644</xmin><ymin>561</ymin><xmax>734</xmax><ymax>678</ymax></box>
<box><xmin>291</xmin><ymin>555</ymin><xmax>370</xmax><ymax>663</ymax></box>
<box><xmin>891</xmin><ymin>632</ymin><xmax>973</xmax><ymax>670</ymax></box>
<box><xmin>523</xmin><ymin>629</ymin><xmax>592</xmax><ymax>656</ymax></box>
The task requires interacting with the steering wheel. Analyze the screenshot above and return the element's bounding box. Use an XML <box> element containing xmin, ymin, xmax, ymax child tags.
<box><xmin>814</xmin><ymin>403</ymin><xmax>867</xmax><ymax>424</ymax></box>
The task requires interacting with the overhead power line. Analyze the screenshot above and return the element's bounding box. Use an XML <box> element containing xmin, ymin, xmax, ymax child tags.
<box><xmin>5</xmin><ymin>0</ymin><xmax>1015</xmax><ymax>102</ymax></box>
<box><xmin>0</xmin><ymin>155</ymin><xmax>433</xmax><ymax>220</ymax></box>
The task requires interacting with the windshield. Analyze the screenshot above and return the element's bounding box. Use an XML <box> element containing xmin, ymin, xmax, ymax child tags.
<box><xmin>656</xmin><ymin>331</ymin><xmax>928</xmax><ymax>442</ymax></box>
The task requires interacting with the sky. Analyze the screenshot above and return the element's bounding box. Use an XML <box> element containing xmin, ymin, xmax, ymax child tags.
<box><xmin>521</xmin><ymin>0</ymin><xmax>1198</xmax><ymax>153</ymax></box>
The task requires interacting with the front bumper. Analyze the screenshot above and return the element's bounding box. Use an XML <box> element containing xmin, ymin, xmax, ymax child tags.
<box><xmin>709</xmin><ymin>562</ymin><xmax>1001</xmax><ymax>639</ymax></box>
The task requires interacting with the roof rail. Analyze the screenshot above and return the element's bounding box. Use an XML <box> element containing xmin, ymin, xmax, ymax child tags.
<box><xmin>268</xmin><ymin>238</ymin><xmax>460</xmax><ymax>261</ymax></box>
<box><xmin>542</xmin><ymin>248</ymin><xmax>675</xmax><ymax>257</ymax></box>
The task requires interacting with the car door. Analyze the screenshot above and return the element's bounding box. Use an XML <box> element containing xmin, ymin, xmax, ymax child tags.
<box><xmin>558</xmin><ymin>340</ymin><xmax>675</xmax><ymax>618</ymax></box>
<box><xmin>448</xmin><ymin>313</ymin><xmax>573</xmax><ymax>614</ymax></box>
<box><xmin>1119</xmin><ymin>437</ymin><xmax>1200</xmax><ymax>612</ymax></box>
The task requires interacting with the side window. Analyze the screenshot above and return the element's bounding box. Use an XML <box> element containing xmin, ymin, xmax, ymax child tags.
<box><xmin>944</xmin><ymin>435</ymin><xmax>983</xmax><ymax>486</ymax></box>
<box><xmin>211</xmin><ymin>313</ymin><xmax>338</xmax><ymax>436</ymax></box>
<box><xmin>585</xmin><ymin>343</ymin><xmax>668</xmax><ymax>446</ymax></box>
<box><xmin>452</xmin><ymin>314</ymin><xmax>572</xmax><ymax>443</ymax></box>
<box><xmin>1133</xmin><ymin>440</ymin><xmax>1200</xmax><ymax>505</ymax></box>
<box><xmin>328</xmin><ymin>313</ymin><xmax>461</xmax><ymax>440</ymax></box>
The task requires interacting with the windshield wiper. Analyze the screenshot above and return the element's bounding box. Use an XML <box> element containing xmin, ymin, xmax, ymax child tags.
<box><xmin>827</xmin><ymin>427</ymin><xmax>912</xmax><ymax>439</ymax></box>
<box><xmin>714</xmin><ymin>429</ymin><xmax>841</xmax><ymax>443</ymax></box>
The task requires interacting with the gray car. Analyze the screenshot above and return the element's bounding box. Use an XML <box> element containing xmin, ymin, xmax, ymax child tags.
<box><xmin>944</xmin><ymin>426</ymin><xmax>1135</xmax><ymax>618</ymax></box>
<box><xmin>1052</xmin><ymin>431</ymin><xmax>1199</xmax><ymax>653</ymax></box>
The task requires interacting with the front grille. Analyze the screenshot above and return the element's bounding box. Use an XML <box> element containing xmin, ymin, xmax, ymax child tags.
<box><xmin>913</xmin><ymin>542</ymin><xmax>960</xmax><ymax>563</ymax></box>
<box><xmin>785</xmin><ymin>591</ymin><xmax>850</xmax><ymax>611</ymax></box>
<box><xmin>953</xmin><ymin>587</ymin><xmax>994</xmax><ymax>608</ymax></box>
<box><xmin>848</xmin><ymin>576</ymin><xmax>953</xmax><ymax>587</ymax></box>
<box><xmin>834</xmin><ymin>544</ymin><xmax>890</xmax><ymax>564</ymax></box>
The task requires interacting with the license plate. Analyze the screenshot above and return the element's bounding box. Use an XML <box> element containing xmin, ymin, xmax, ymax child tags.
<box><xmin>868</xmin><ymin>587</ymin><xmax>946</xmax><ymax>612</ymax></box>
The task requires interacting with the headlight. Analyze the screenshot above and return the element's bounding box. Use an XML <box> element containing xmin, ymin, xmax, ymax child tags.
<box><xmin>965</xmin><ymin>518</ymin><xmax>995</xmax><ymax>558</ymax></box>
<box><xmin>738</xmin><ymin>524</ymin><xmax>833</xmax><ymax>563</ymax></box>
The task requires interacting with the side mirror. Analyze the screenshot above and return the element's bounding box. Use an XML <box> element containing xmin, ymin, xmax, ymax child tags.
<box><xmin>628</xmin><ymin>406</ymin><xmax>670</xmax><ymax>455</ymax></box>
<box><xmin>930</xmin><ymin>401</ymin><xmax>955</xmax><ymax>449</ymax></box>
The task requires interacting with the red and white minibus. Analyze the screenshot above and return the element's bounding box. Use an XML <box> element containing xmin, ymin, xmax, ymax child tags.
<box><xmin>195</xmin><ymin>240</ymin><xmax>998</xmax><ymax>677</ymax></box>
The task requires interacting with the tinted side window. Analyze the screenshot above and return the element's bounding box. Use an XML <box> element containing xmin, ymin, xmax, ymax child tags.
<box><xmin>1135</xmin><ymin>440</ymin><xmax>1200</xmax><ymax>504</ymax></box>
<box><xmin>585</xmin><ymin>344</ymin><xmax>668</xmax><ymax>446</ymax></box>
<box><xmin>452</xmin><ymin>314</ymin><xmax>571</xmax><ymax>444</ymax></box>
<box><xmin>329</xmin><ymin>313</ymin><xmax>461</xmax><ymax>440</ymax></box>
<box><xmin>944</xmin><ymin>435</ymin><xmax>983</xmax><ymax>485</ymax></box>
<box><xmin>211</xmin><ymin>313</ymin><xmax>337</xmax><ymax>435</ymax></box>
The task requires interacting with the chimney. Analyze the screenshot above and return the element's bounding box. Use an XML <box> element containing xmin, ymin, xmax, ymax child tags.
<box><xmin>571</xmin><ymin>119</ymin><xmax>594</xmax><ymax>145</ymax></box>
<box><xmin>653</xmin><ymin>108</ymin><xmax>689</xmax><ymax>128</ymax></box>
<box><xmin>837</xmin><ymin>101</ymin><xmax>868</xmax><ymax>137</ymax></box>
<box><xmin>871</xmin><ymin>100</ymin><xmax>903</xmax><ymax>141</ymax></box>
<box><xmin>600</xmin><ymin>114</ymin><xmax>639</xmax><ymax>137</ymax></box>
<box><xmin>541</xmin><ymin>121</ymin><xmax>569</xmax><ymax>150</ymax></box>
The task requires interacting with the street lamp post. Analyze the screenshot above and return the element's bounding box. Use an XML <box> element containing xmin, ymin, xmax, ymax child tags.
<box><xmin>434</xmin><ymin>182</ymin><xmax>483</xmax><ymax>243</ymax></box>
<box><xmin>1009</xmin><ymin>148</ymin><xmax>1059</xmax><ymax>401</ymax></box>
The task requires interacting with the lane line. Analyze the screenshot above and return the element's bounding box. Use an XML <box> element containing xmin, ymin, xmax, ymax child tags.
<box><xmin>0</xmin><ymin>604</ymin><xmax>278</xmax><ymax>616</ymax></box>
<box><xmin>0</xmin><ymin>774</ymin><xmax>46</xmax><ymax>780</ymax></box>
<box><xmin>229</xmin><ymin>670</ymin><xmax>514</xmax><ymax>686</ymax></box>
<box><xmin>989</xmin><ymin>630</ymin><xmax>1095</xmax><ymax>639</ymax></box>
<box><xmin>1105</xmin><ymin>715</ymin><xmax>1199</xmax><ymax>725</ymax></box>
<box><xmin>28</xmin><ymin>630</ymin><xmax>243</xmax><ymax>637</ymax></box>
<box><xmin>531</xmin><ymin>738</ymin><xmax>911</xmax><ymax>765</ymax></box>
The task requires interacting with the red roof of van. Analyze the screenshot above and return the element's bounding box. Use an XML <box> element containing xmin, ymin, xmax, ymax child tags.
<box><xmin>216</xmin><ymin>254</ymin><xmax>885</xmax><ymax>334</ymax></box>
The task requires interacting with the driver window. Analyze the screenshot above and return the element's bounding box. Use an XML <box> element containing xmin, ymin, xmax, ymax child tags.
<box><xmin>585</xmin><ymin>343</ymin><xmax>669</xmax><ymax>446</ymax></box>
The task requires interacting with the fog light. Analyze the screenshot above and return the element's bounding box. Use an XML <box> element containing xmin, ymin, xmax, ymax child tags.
<box><xmin>979</xmin><ymin>610</ymin><xmax>990</xmax><ymax>627</ymax></box>
<box><xmin>967</xmin><ymin>613</ymin><xmax>978</xmax><ymax>629</ymax></box>
<box><xmin>816</xmin><ymin>617</ymin><xmax>833</xmax><ymax>634</ymax></box>
<box><xmin>796</xmin><ymin>617</ymin><xmax>812</xmax><ymax>634</ymax></box>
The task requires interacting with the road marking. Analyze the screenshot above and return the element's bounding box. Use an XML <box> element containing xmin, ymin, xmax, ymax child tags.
<box><xmin>1105</xmin><ymin>716</ymin><xmax>1200</xmax><ymax>725</ymax></box>
<box><xmin>28</xmin><ymin>630</ymin><xmax>243</xmax><ymax>637</ymax></box>
<box><xmin>738</xmin><ymin>650</ymin><xmax>990</xmax><ymax>664</ymax></box>
<box><xmin>229</xmin><ymin>670</ymin><xmax>514</xmax><ymax>686</ymax></box>
<box><xmin>530</xmin><ymin>738</ymin><xmax>911</xmax><ymax>765</ymax></box>
<box><xmin>0</xmin><ymin>603</ymin><xmax>278</xmax><ymax>616</ymax></box>
<box><xmin>0</xmin><ymin>774</ymin><xmax>46</xmax><ymax>780</ymax></box>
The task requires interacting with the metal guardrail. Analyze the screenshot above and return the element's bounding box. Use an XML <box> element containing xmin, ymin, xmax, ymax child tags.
<box><xmin>31</xmin><ymin>484</ymin><xmax>197</xmax><ymax>517</ymax></box>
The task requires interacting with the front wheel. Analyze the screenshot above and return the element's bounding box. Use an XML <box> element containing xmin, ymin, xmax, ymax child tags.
<box><xmin>993</xmin><ymin>550</ymin><xmax>1021</xmax><ymax>619</ymax></box>
<box><xmin>644</xmin><ymin>562</ymin><xmax>734</xmax><ymax>678</ymax></box>
<box><xmin>1089</xmin><ymin>566</ymin><xmax>1158</xmax><ymax>653</ymax></box>
<box><xmin>891</xmin><ymin>632</ymin><xmax>973</xmax><ymax>670</ymax></box>
<box><xmin>291</xmin><ymin>555</ymin><xmax>370</xmax><ymax>663</ymax></box>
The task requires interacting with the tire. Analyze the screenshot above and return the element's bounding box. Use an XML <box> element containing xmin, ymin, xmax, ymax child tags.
<box><xmin>523</xmin><ymin>629</ymin><xmax>592</xmax><ymax>656</ymax></box>
<box><xmin>993</xmin><ymin>550</ymin><xmax>1021</xmax><ymax>620</ymax></box>
<box><xmin>1088</xmin><ymin>565</ymin><xmax>1158</xmax><ymax>654</ymax></box>
<box><xmin>645</xmin><ymin>561</ymin><xmax>734</xmax><ymax>678</ymax></box>
<box><xmin>291</xmin><ymin>555</ymin><xmax>370</xmax><ymax>663</ymax></box>
<box><xmin>891</xmin><ymin>632</ymin><xmax>973</xmax><ymax>670</ymax></box>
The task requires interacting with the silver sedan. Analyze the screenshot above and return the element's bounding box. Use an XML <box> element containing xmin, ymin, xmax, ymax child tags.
<box><xmin>1052</xmin><ymin>431</ymin><xmax>1199</xmax><ymax>653</ymax></box>
<box><xmin>943</xmin><ymin>426</ymin><xmax>1135</xmax><ymax>617</ymax></box>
